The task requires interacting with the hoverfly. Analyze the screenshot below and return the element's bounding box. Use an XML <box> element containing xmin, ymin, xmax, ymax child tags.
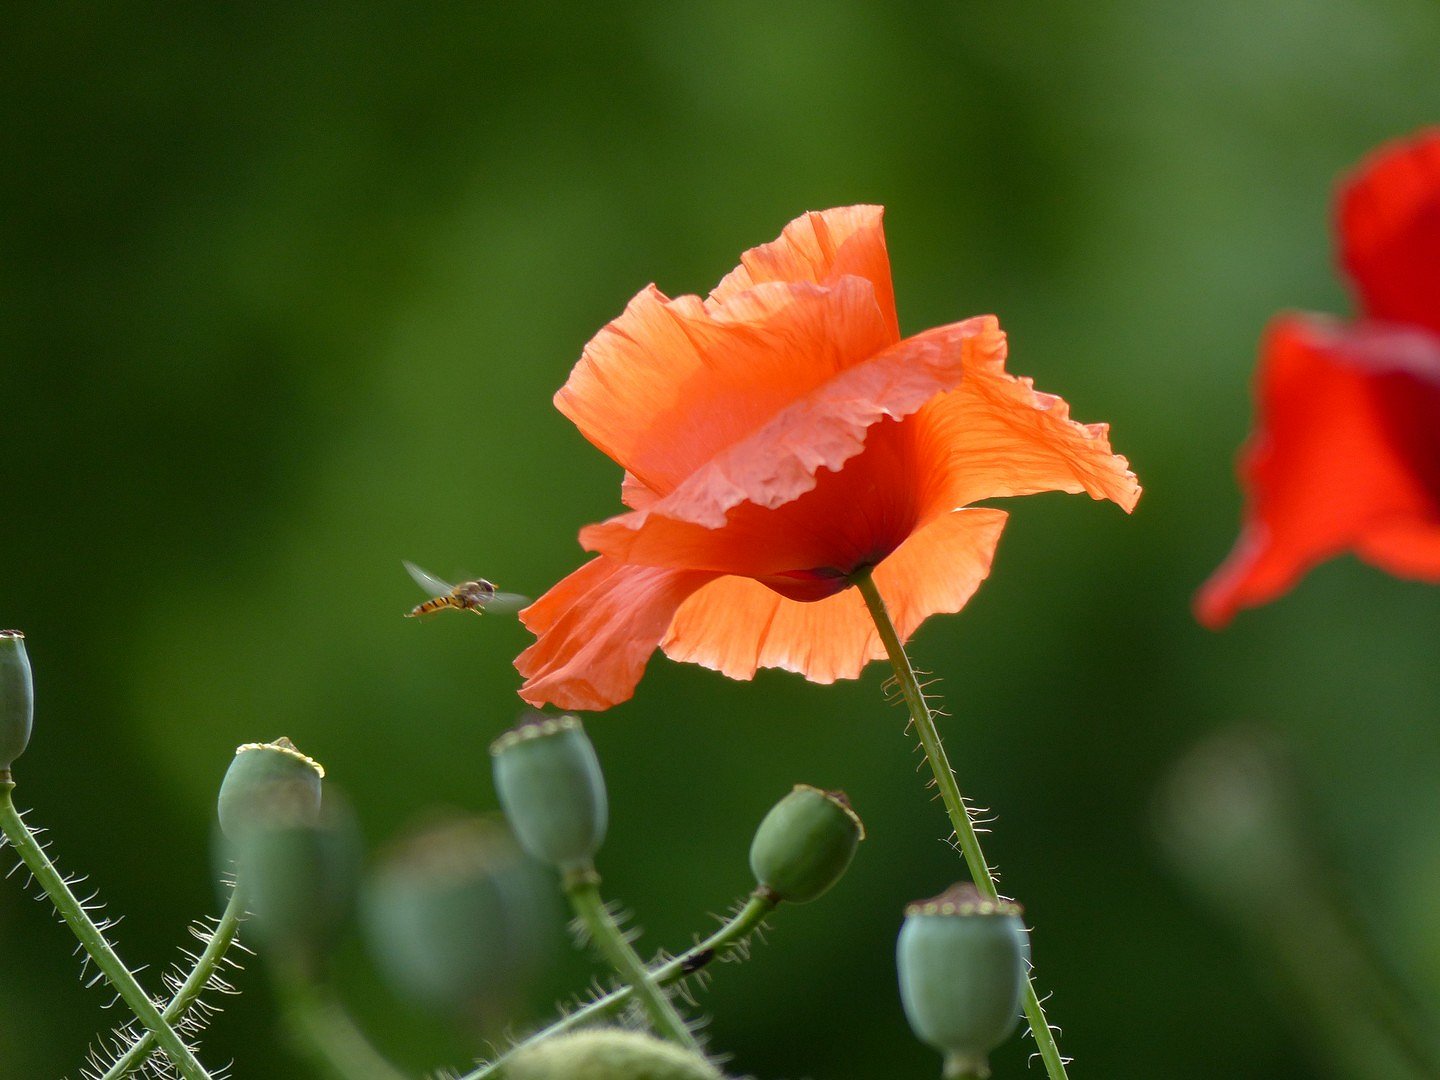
<box><xmin>403</xmin><ymin>561</ymin><xmax>529</xmax><ymax>618</ymax></box>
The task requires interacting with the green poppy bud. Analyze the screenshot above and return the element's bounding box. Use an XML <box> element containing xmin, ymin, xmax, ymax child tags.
<box><xmin>217</xmin><ymin>737</ymin><xmax>325</xmax><ymax>841</ymax></box>
<box><xmin>362</xmin><ymin>815</ymin><xmax>553</xmax><ymax>1018</ymax></box>
<box><xmin>491</xmin><ymin>715</ymin><xmax>607</xmax><ymax>873</ymax></box>
<box><xmin>896</xmin><ymin>884</ymin><xmax>1030</xmax><ymax>1080</ymax></box>
<box><xmin>236</xmin><ymin>790</ymin><xmax>361</xmax><ymax>968</ymax></box>
<box><xmin>0</xmin><ymin>631</ymin><xmax>34</xmax><ymax>775</ymax></box>
<box><xmin>506</xmin><ymin>1029</ymin><xmax>725</xmax><ymax>1080</ymax></box>
<box><xmin>748</xmin><ymin>784</ymin><xmax>864</xmax><ymax>903</ymax></box>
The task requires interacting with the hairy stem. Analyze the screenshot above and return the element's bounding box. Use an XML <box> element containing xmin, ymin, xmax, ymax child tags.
<box><xmin>277</xmin><ymin>973</ymin><xmax>410</xmax><ymax>1080</ymax></box>
<box><xmin>466</xmin><ymin>898</ymin><xmax>771</xmax><ymax>1080</ymax></box>
<box><xmin>102</xmin><ymin>883</ymin><xmax>249</xmax><ymax>1079</ymax></box>
<box><xmin>563</xmin><ymin>870</ymin><xmax>702</xmax><ymax>1052</ymax></box>
<box><xmin>855</xmin><ymin>573</ymin><xmax>1070</xmax><ymax>1080</ymax></box>
<box><xmin>0</xmin><ymin>783</ymin><xmax>213</xmax><ymax>1080</ymax></box>
<box><xmin>461</xmin><ymin>892</ymin><xmax>774</xmax><ymax>1080</ymax></box>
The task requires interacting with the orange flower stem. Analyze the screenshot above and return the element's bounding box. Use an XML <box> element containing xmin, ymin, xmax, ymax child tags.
<box><xmin>855</xmin><ymin>573</ymin><xmax>1070</xmax><ymax>1080</ymax></box>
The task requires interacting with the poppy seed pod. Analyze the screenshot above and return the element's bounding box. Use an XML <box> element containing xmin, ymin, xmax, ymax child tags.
<box><xmin>897</xmin><ymin>884</ymin><xmax>1029</xmax><ymax>1080</ymax></box>
<box><xmin>748</xmin><ymin>784</ymin><xmax>864</xmax><ymax>903</ymax></box>
<box><xmin>217</xmin><ymin>737</ymin><xmax>325</xmax><ymax>841</ymax></box>
<box><xmin>237</xmin><ymin>791</ymin><xmax>361</xmax><ymax>966</ymax></box>
<box><xmin>506</xmin><ymin>1029</ymin><xmax>724</xmax><ymax>1080</ymax></box>
<box><xmin>0</xmin><ymin>631</ymin><xmax>34</xmax><ymax>774</ymax></box>
<box><xmin>491</xmin><ymin>715</ymin><xmax>607</xmax><ymax>873</ymax></box>
<box><xmin>362</xmin><ymin>815</ymin><xmax>553</xmax><ymax>1016</ymax></box>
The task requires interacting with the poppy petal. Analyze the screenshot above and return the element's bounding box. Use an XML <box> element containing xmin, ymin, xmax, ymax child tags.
<box><xmin>516</xmin><ymin>557</ymin><xmax>715</xmax><ymax>710</ymax></box>
<box><xmin>556</xmin><ymin>276</ymin><xmax>893</xmax><ymax>496</ymax></box>
<box><xmin>578</xmin><ymin>317</ymin><xmax>1007</xmax><ymax>575</ymax></box>
<box><xmin>916</xmin><ymin>341</ymin><xmax>1141</xmax><ymax>515</ymax></box>
<box><xmin>593</xmin><ymin>415</ymin><xmax>927</xmax><ymax>598</ymax></box>
<box><xmin>1337</xmin><ymin>128</ymin><xmax>1440</xmax><ymax>332</ymax></box>
<box><xmin>621</xmin><ymin>471</ymin><xmax>658</xmax><ymax>510</ymax></box>
<box><xmin>1195</xmin><ymin>313</ymin><xmax>1440</xmax><ymax>628</ymax></box>
<box><xmin>708</xmin><ymin>205</ymin><xmax>900</xmax><ymax>341</ymax></box>
<box><xmin>660</xmin><ymin>508</ymin><xmax>1008</xmax><ymax>682</ymax></box>
<box><xmin>1354</xmin><ymin>519</ymin><xmax>1440</xmax><ymax>579</ymax></box>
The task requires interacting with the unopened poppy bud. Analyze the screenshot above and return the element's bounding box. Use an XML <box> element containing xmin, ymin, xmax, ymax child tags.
<box><xmin>362</xmin><ymin>815</ymin><xmax>553</xmax><ymax>1017</ymax></box>
<box><xmin>896</xmin><ymin>884</ymin><xmax>1029</xmax><ymax>1080</ymax></box>
<box><xmin>491</xmin><ymin>714</ymin><xmax>607</xmax><ymax>873</ymax></box>
<box><xmin>506</xmin><ymin>1029</ymin><xmax>725</xmax><ymax>1080</ymax></box>
<box><xmin>748</xmin><ymin>784</ymin><xmax>864</xmax><ymax>903</ymax></box>
<box><xmin>217</xmin><ymin>737</ymin><xmax>325</xmax><ymax>841</ymax></box>
<box><xmin>237</xmin><ymin>790</ymin><xmax>360</xmax><ymax>966</ymax></box>
<box><xmin>0</xmin><ymin>631</ymin><xmax>34</xmax><ymax>774</ymax></box>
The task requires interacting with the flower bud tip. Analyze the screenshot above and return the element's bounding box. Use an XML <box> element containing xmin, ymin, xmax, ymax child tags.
<box><xmin>233</xmin><ymin>737</ymin><xmax>325</xmax><ymax>779</ymax></box>
<box><xmin>749</xmin><ymin>783</ymin><xmax>864</xmax><ymax>904</ymax></box>
<box><xmin>0</xmin><ymin>629</ymin><xmax>34</xmax><ymax>772</ymax></box>
<box><xmin>799</xmin><ymin>783</ymin><xmax>866</xmax><ymax>840</ymax></box>
<box><xmin>218</xmin><ymin>737</ymin><xmax>326</xmax><ymax>841</ymax></box>
<box><xmin>905</xmin><ymin>882</ymin><xmax>1021</xmax><ymax>918</ymax></box>
<box><xmin>489</xmin><ymin>712</ymin><xmax>582</xmax><ymax>756</ymax></box>
<box><xmin>491</xmin><ymin>713</ymin><xmax>607</xmax><ymax>872</ymax></box>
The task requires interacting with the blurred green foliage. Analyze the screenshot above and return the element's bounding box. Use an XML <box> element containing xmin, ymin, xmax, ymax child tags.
<box><xmin>3</xmin><ymin>3</ymin><xmax>1440</xmax><ymax>1078</ymax></box>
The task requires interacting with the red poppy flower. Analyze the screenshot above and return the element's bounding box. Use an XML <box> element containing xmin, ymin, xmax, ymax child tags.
<box><xmin>1197</xmin><ymin>130</ymin><xmax>1440</xmax><ymax>628</ymax></box>
<box><xmin>517</xmin><ymin>207</ymin><xmax>1140</xmax><ymax>710</ymax></box>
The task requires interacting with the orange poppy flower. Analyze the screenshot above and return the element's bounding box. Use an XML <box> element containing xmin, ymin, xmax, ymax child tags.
<box><xmin>1196</xmin><ymin>130</ymin><xmax>1440</xmax><ymax>628</ymax></box>
<box><xmin>517</xmin><ymin>207</ymin><xmax>1141</xmax><ymax>710</ymax></box>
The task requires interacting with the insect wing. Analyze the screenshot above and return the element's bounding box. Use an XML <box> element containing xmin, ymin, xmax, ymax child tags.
<box><xmin>403</xmin><ymin>560</ymin><xmax>454</xmax><ymax>597</ymax></box>
<box><xmin>484</xmin><ymin>591</ymin><xmax>531</xmax><ymax>615</ymax></box>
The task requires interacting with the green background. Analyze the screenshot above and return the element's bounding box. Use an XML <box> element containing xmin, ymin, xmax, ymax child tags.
<box><xmin>4</xmin><ymin>4</ymin><xmax>1440</xmax><ymax>1078</ymax></box>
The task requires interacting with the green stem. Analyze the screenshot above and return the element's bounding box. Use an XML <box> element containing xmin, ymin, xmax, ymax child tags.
<box><xmin>1264</xmin><ymin>895</ymin><xmax>1437</xmax><ymax>1080</ymax></box>
<box><xmin>0</xmin><ymin>782</ymin><xmax>213</xmax><ymax>1080</ymax></box>
<box><xmin>563</xmin><ymin>869</ymin><xmax>702</xmax><ymax>1052</ymax></box>
<box><xmin>102</xmin><ymin>883</ymin><xmax>249</xmax><ymax>1079</ymax></box>
<box><xmin>277</xmin><ymin>974</ymin><xmax>410</xmax><ymax>1080</ymax></box>
<box><xmin>855</xmin><ymin>573</ymin><xmax>1070</xmax><ymax>1080</ymax></box>
<box><xmin>461</xmin><ymin>892</ymin><xmax>774</xmax><ymax>1080</ymax></box>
